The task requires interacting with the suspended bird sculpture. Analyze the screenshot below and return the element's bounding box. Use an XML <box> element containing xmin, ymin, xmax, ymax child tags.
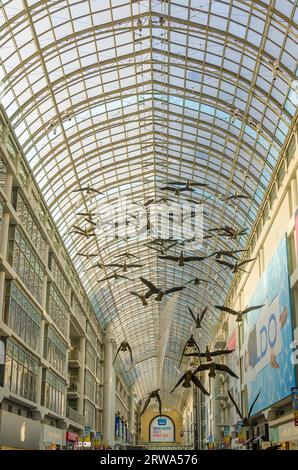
<box><xmin>97</xmin><ymin>271</ymin><xmax>132</xmax><ymax>283</ymax></box>
<box><xmin>129</xmin><ymin>291</ymin><xmax>148</xmax><ymax>306</ymax></box>
<box><xmin>171</xmin><ymin>370</ymin><xmax>210</xmax><ymax>395</ymax></box>
<box><xmin>72</xmin><ymin>184</ymin><xmax>104</xmax><ymax>195</ymax></box>
<box><xmin>103</xmin><ymin>260</ymin><xmax>143</xmax><ymax>272</ymax></box>
<box><xmin>76</xmin><ymin>210</ymin><xmax>96</xmax><ymax>218</ymax></box>
<box><xmin>184</xmin><ymin>346</ymin><xmax>235</xmax><ymax>362</ymax></box>
<box><xmin>195</xmin><ymin>362</ymin><xmax>239</xmax><ymax>379</ymax></box>
<box><xmin>212</xmin><ymin>249</ymin><xmax>248</xmax><ymax>260</ymax></box>
<box><xmin>141</xmin><ymin>389</ymin><xmax>162</xmax><ymax>416</ymax></box>
<box><xmin>221</xmin><ymin>193</ymin><xmax>252</xmax><ymax>202</ymax></box>
<box><xmin>228</xmin><ymin>389</ymin><xmax>261</xmax><ymax>427</ymax></box>
<box><xmin>145</xmin><ymin>240</ymin><xmax>177</xmax><ymax>255</ymax></box>
<box><xmin>140</xmin><ymin>277</ymin><xmax>185</xmax><ymax>301</ymax></box>
<box><xmin>158</xmin><ymin>251</ymin><xmax>213</xmax><ymax>267</ymax></box>
<box><xmin>179</xmin><ymin>334</ymin><xmax>201</xmax><ymax>367</ymax></box>
<box><xmin>184</xmin><ymin>277</ymin><xmax>214</xmax><ymax>287</ymax></box>
<box><xmin>188</xmin><ymin>306</ymin><xmax>208</xmax><ymax>328</ymax></box>
<box><xmin>215</xmin><ymin>304</ymin><xmax>264</xmax><ymax>322</ymax></box>
<box><xmin>115</xmin><ymin>250</ymin><xmax>139</xmax><ymax>259</ymax></box>
<box><xmin>85</xmin><ymin>262</ymin><xmax>105</xmax><ymax>271</ymax></box>
<box><xmin>161</xmin><ymin>180</ymin><xmax>208</xmax><ymax>195</ymax></box>
<box><xmin>70</xmin><ymin>225</ymin><xmax>96</xmax><ymax>238</ymax></box>
<box><xmin>215</xmin><ymin>257</ymin><xmax>257</xmax><ymax>273</ymax></box>
<box><xmin>113</xmin><ymin>341</ymin><xmax>133</xmax><ymax>365</ymax></box>
<box><xmin>141</xmin><ymin>195</ymin><xmax>176</xmax><ymax>207</ymax></box>
<box><xmin>208</xmin><ymin>226</ymin><xmax>248</xmax><ymax>239</ymax></box>
<box><xmin>76</xmin><ymin>252</ymin><xmax>98</xmax><ymax>259</ymax></box>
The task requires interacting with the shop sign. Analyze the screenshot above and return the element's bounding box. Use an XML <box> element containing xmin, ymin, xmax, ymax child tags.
<box><xmin>291</xmin><ymin>387</ymin><xmax>298</xmax><ymax>426</ymax></box>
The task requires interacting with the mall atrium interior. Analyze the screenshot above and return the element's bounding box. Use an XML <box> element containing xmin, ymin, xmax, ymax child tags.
<box><xmin>0</xmin><ymin>0</ymin><xmax>297</xmax><ymax>451</ymax></box>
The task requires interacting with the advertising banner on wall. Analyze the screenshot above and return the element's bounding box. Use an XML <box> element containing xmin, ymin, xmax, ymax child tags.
<box><xmin>150</xmin><ymin>416</ymin><xmax>175</xmax><ymax>442</ymax></box>
<box><xmin>242</xmin><ymin>236</ymin><xmax>295</xmax><ymax>414</ymax></box>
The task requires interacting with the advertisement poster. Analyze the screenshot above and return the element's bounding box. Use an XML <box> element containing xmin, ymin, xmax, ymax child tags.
<box><xmin>242</xmin><ymin>236</ymin><xmax>295</xmax><ymax>414</ymax></box>
<box><xmin>149</xmin><ymin>416</ymin><xmax>174</xmax><ymax>442</ymax></box>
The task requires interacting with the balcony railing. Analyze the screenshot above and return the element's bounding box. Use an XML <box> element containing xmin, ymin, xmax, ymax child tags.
<box><xmin>69</xmin><ymin>349</ymin><xmax>81</xmax><ymax>362</ymax></box>
<box><xmin>66</xmin><ymin>406</ymin><xmax>84</xmax><ymax>426</ymax></box>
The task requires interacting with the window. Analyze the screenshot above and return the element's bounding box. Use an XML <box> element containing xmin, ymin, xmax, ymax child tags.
<box><xmin>4</xmin><ymin>339</ymin><xmax>38</xmax><ymax>402</ymax></box>
<box><xmin>48</xmin><ymin>253</ymin><xmax>71</xmax><ymax>301</ymax></box>
<box><xmin>42</xmin><ymin>369</ymin><xmax>66</xmax><ymax>415</ymax></box>
<box><xmin>8</xmin><ymin>226</ymin><xmax>44</xmax><ymax>304</ymax></box>
<box><xmin>84</xmin><ymin>370</ymin><xmax>95</xmax><ymax>402</ymax></box>
<box><xmin>47</xmin><ymin>284</ymin><xmax>69</xmax><ymax>337</ymax></box>
<box><xmin>0</xmin><ymin>155</ymin><xmax>6</xmax><ymax>191</ymax></box>
<box><xmin>12</xmin><ymin>189</ymin><xmax>46</xmax><ymax>261</ymax></box>
<box><xmin>286</xmin><ymin>135</ymin><xmax>296</xmax><ymax>166</ymax></box>
<box><xmin>71</xmin><ymin>295</ymin><xmax>86</xmax><ymax>330</ymax></box>
<box><xmin>85</xmin><ymin>341</ymin><xmax>96</xmax><ymax>375</ymax></box>
<box><xmin>44</xmin><ymin>325</ymin><xmax>67</xmax><ymax>375</ymax></box>
<box><xmin>84</xmin><ymin>399</ymin><xmax>95</xmax><ymax>429</ymax></box>
<box><xmin>4</xmin><ymin>281</ymin><xmax>41</xmax><ymax>350</ymax></box>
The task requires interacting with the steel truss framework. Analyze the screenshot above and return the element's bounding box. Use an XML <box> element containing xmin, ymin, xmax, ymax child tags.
<box><xmin>0</xmin><ymin>0</ymin><xmax>297</xmax><ymax>405</ymax></box>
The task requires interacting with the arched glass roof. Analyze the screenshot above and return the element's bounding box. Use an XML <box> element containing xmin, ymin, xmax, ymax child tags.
<box><xmin>0</xmin><ymin>0</ymin><xmax>297</xmax><ymax>405</ymax></box>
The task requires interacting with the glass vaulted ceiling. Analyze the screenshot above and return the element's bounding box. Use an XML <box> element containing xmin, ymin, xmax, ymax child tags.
<box><xmin>0</xmin><ymin>0</ymin><xmax>297</xmax><ymax>405</ymax></box>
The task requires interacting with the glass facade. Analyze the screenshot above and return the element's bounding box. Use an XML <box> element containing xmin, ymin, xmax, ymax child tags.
<box><xmin>4</xmin><ymin>281</ymin><xmax>41</xmax><ymax>350</ymax></box>
<box><xmin>84</xmin><ymin>369</ymin><xmax>96</xmax><ymax>402</ymax></box>
<box><xmin>71</xmin><ymin>294</ymin><xmax>86</xmax><ymax>330</ymax></box>
<box><xmin>41</xmin><ymin>369</ymin><xmax>66</xmax><ymax>416</ymax></box>
<box><xmin>12</xmin><ymin>189</ymin><xmax>47</xmax><ymax>261</ymax></box>
<box><xmin>85</xmin><ymin>340</ymin><xmax>96</xmax><ymax>375</ymax></box>
<box><xmin>47</xmin><ymin>284</ymin><xmax>69</xmax><ymax>338</ymax></box>
<box><xmin>8</xmin><ymin>226</ymin><xmax>44</xmax><ymax>304</ymax></box>
<box><xmin>84</xmin><ymin>398</ymin><xmax>96</xmax><ymax>429</ymax></box>
<box><xmin>44</xmin><ymin>325</ymin><xmax>67</xmax><ymax>376</ymax></box>
<box><xmin>0</xmin><ymin>154</ymin><xmax>6</xmax><ymax>191</ymax></box>
<box><xmin>4</xmin><ymin>338</ymin><xmax>39</xmax><ymax>403</ymax></box>
<box><xmin>48</xmin><ymin>253</ymin><xmax>71</xmax><ymax>302</ymax></box>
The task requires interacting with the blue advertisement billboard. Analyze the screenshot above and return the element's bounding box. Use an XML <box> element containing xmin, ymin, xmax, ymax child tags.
<box><xmin>242</xmin><ymin>236</ymin><xmax>295</xmax><ymax>414</ymax></box>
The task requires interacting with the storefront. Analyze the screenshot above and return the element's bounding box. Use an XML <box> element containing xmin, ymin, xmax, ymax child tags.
<box><xmin>270</xmin><ymin>419</ymin><xmax>298</xmax><ymax>450</ymax></box>
<box><xmin>40</xmin><ymin>423</ymin><xmax>64</xmax><ymax>450</ymax></box>
<box><xmin>0</xmin><ymin>410</ymin><xmax>40</xmax><ymax>449</ymax></box>
<box><xmin>65</xmin><ymin>431</ymin><xmax>79</xmax><ymax>450</ymax></box>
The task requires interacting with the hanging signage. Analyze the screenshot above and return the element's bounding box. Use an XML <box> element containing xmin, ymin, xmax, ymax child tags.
<box><xmin>292</xmin><ymin>387</ymin><xmax>298</xmax><ymax>426</ymax></box>
<box><xmin>149</xmin><ymin>416</ymin><xmax>175</xmax><ymax>442</ymax></box>
<box><xmin>237</xmin><ymin>421</ymin><xmax>246</xmax><ymax>444</ymax></box>
<box><xmin>115</xmin><ymin>415</ymin><xmax>121</xmax><ymax>438</ymax></box>
<box><xmin>223</xmin><ymin>426</ymin><xmax>231</xmax><ymax>447</ymax></box>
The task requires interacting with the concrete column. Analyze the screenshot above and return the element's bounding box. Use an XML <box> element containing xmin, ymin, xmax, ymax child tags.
<box><xmin>3</xmin><ymin>173</ymin><xmax>13</xmax><ymax>200</ymax></box>
<box><xmin>0</xmin><ymin>272</ymin><xmax>5</xmax><ymax>322</ymax></box>
<box><xmin>78</xmin><ymin>336</ymin><xmax>86</xmax><ymax>416</ymax></box>
<box><xmin>291</xmin><ymin>177</ymin><xmax>298</xmax><ymax>213</ymax></box>
<box><xmin>103</xmin><ymin>323</ymin><xmax>115</xmax><ymax>447</ymax></box>
<box><xmin>211</xmin><ymin>375</ymin><xmax>222</xmax><ymax>447</ymax></box>
<box><xmin>0</xmin><ymin>212</ymin><xmax>10</xmax><ymax>260</ymax></box>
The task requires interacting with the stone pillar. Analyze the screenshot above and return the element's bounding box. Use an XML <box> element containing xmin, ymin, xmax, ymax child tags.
<box><xmin>291</xmin><ymin>177</ymin><xmax>298</xmax><ymax>213</ymax></box>
<box><xmin>78</xmin><ymin>336</ymin><xmax>86</xmax><ymax>416</ymax></box>
<box><xmin>0</xmin><ymin>272</ymin><xmax>5</xmax><ymax>323</ymax></box>
<box><xmin>129</xmin><ymin>387</ymin><xmax>135</xmax><ymax>444</ymax></box>
<box><xmin>0</xmin><ymin>212</ymin><xmax>10</xmax><ymax>260</ymax></box>
<box><xmin>3</xmin><ymin>173</ymin><xmax>13</xmax><ymax>200</ymax></box>
<box><xmin>211</xmin><ymin>375</ymin><xmax>222</xmax><ymax>448</ymax></box>
<box><xmin>103</xmin><ymin>324</ymin><xmax>115</xmax><ymax>447</ymax></box>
